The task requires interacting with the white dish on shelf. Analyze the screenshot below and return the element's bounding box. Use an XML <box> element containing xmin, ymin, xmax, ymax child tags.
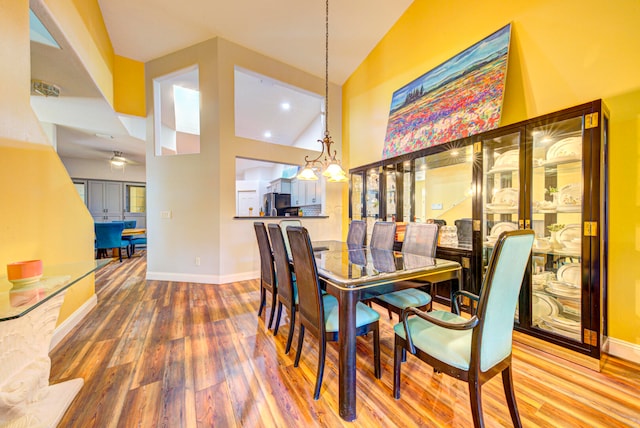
<box><xmin>489</xmin><ymin>149</ymin><xmax>519</xmax><ymax>173</ymax></box>
<box><xmin>491</xmin><ymin>187</ymin><xmax>519</xmax><ymax>206</ymax></box>
<box><xmin>545</xmin><ymin>283</ymin><xmax>580</xmax><ymax>299</ymax></box>
<box><xmin>546</xmin><ymin>136</ymin><xmax>582</xmax><ymax>161</ymax></box>
<box><xmin>532</xmin><ymin>292</ymin><xmax>560</xmax><ymax>323</ymax></box>
<box><xmin>541</xmin><ymin>315</ymin><xmax>580</xmax><ymax>333</ymax></box>
<box><xmin>557</xmin><ymin>263</ymin><xmax>581</xmax><ymax>286</ymax></box>
<box><xmin>557</xmin><ymin>183</ymin><xmax>582</xmax><ymax>208</ymax></box>
<box><xmin>486</xmin><ymin>204</ymin><xmax>518</xmax><ymax>213</ymax></box>
<box><xmin>557</xmin><ymin>225</ymin><xmax>580</xmax><ymax>248</ymax></box>
<box><xmin>489</xmin><ymin>221</ymin><xmax>518</xmax><ymax>240</ymax></box>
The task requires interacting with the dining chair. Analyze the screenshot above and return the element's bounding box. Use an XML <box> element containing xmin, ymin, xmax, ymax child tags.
<box><xmin>393</xmin><ymin>229</ymin><xmax>534</xmax><ymax>428</ymax></box>
<box><xmin>279</xmin><ymin>219</ymin><xmax>302</xmax><ymax>259</ymax></box>
<box><xmin>268</xmin><ymin>223</ymin><xmax>298</xmax><ymax>354</ymax></box>
<box><xmin>95</xmin><ymin>222</ymin><xmax>130</xmax><ymax>262</ymax></box>
<box><xmin>254</xmin><ymin>222</ymin><xmax>277</xmax><ymax>329</ymax></box>
<box><xmin>287</xmin><ymin>225</ymin><xmax>381</xmax><ymax>400</ymax></box>
<box><xmin>369</xmin><ymin>221</ymin><xmax>396</xmax><ymax>250</ymax></box>
<box><xmin>372</xmin><ymin>223</ymin><xmax>438</xmax><ymax>319</ymax></box>
<box><xmin>346</xmin><ymin>220</ymin><xmax>367</xmax><ymax>246</ymax></box>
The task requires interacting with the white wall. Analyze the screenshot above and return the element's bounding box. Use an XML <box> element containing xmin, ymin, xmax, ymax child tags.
<box><xmin>145</xmin><ymin>37</ymin><xmax>344</xmax><ymax>284</ymax></box>
<box><xmin>61</xmin><ymin>156</ymin><xmax>146</xmax><ymax>182</ymax></box>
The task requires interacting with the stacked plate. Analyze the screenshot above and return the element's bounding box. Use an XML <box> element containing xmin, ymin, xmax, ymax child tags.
<box><xmin>532</xmin><ymin>291</ymin><xmax>560</xmax><ymax>324</ymax></box>
<box><xmin>486</xmin><ymin>188</ymin><xmax>518</xmax><ymax>212</ymax></box>
<box><xmin>557</xmin><ymin>225</ymin><xmax>581</xmax><ymax>251</ymax></box>
<box><xmin>486</xmin><ymin>221</ymin><xmax>517</xmax><ymax>244</ymax></box>
<box><xmin>557</xmin><ymin>184</ymin><xmax>582</xmax><ymax>212</ymax></box>
<box><xmin>539</xmin><ymin>315</ymin><xmax>581</xmax><ymax>341</ymax></box>
<box><xmin>546</xmin><ymin>136</ymin><xmax>582</xmax><ymax>163</ymax></box>
<box><xmin>489</xmin><ymin>149</ymin><xmax>519</xmax><ymax>173</ymax></box>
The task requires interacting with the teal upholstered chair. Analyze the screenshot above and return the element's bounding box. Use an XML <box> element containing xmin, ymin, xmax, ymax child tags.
<box><xmin>287</xmin><ymin>225</ymin><xmax>381</xmax><ymax>400</ymax></box>
<box><xmin>372</xmin><ymin>223</ymin><xmax>438</xmax><ymax>319</ymax></box>
<box><xmin>279</xmin><ymin>219</ymin><xmax>302</xmax><ymax>259</ymax></box>
<box><xmin>393</xmin><ymin>229</ymin><xmax>534</xmax><ymax>428</ymax></box>
<box><xmin>95</xmin><ymin>222</ymin><xmax>130</xmax><ymax>262</ymax></box>
<box><xmin>268</xmin><ymin>223</ymin><xmax>298</xmax><ymax>354</ymax></box>
<box><xmin>254</xmin><ymin>222</ymin><xmax>277</xmax><ymax>329</ymax></box>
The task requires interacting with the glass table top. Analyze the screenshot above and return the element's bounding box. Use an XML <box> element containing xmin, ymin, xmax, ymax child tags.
<box><xmin>0</xmin><ymin>259</ymin><xmax>109</xmax><ymax>322</ymax></box>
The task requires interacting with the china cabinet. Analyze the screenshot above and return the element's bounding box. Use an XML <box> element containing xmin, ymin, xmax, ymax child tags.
<box><xmin>350</xmin><ymin>100</ymin><xmax>608</xmax><ymax>364</ymax></box>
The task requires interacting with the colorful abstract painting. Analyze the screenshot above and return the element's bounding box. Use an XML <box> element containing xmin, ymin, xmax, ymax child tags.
<box><xmin>382</xmin><ymin>24</ymin><xmax>512</xmax><ymax>159</ymax></box>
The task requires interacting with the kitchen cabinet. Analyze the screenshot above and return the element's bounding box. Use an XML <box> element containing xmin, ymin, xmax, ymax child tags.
<box><xmin>269</xmin><ymin>178</ymin><xmax>291</xmax><ymax>194</ymax></box>
<box><xmin>305</xmin><ymin>180</ymin><xmax>321</xmax><ymax>205</ymax></box>
<box><xmin>88</xmin><ymin>181</ymin><xmax>123</xmax><ymax>222</ymax></box>
<box><xmin>290</xmin><ymin>179</ymin><xmax>306</xmax><ymax>206</ymax></box>
<box><xmin>349</xmin><ymin>100</ymin><xmax>609</xmax><ymax>365</ymax></box>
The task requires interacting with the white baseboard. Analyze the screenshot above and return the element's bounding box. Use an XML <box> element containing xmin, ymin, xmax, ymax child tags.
<box><xmin>146</xmin><ymin>270</ymin><xmax>259</xmax><ymax>285</ymax></box>
<box><xmin>603</xmin><ymin>337</ymin><xmax>640</xmax><ymax>364</ymax></box>
<box><xmin>50</xmin><ymin>294</ymin><xmax>97</xmax><ymax>351</ymax></box>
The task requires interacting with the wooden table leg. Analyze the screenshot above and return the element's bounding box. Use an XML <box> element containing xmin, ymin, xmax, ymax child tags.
<box><xmin>338</xmin><ymin>289</ymin><xmax>357</xmax><ymax>421</ymax></box>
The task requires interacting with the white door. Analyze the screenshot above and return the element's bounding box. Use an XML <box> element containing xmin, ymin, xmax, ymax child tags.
<box><xmin>238</xmin><ymin>190</ymin><xmax>259</xmax><ymax>216</ymax></box>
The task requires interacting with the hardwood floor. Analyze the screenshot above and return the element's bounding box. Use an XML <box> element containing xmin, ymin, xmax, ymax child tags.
<box><xmin>50</xmin><ymin>253</ymin><xmax>640</xmax><ymax>427</ymax></box>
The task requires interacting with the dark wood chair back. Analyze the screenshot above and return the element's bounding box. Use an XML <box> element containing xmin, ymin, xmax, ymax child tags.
<box><xmin>268</xmin><ymin>223</ymin><xmax>295</xmax><ymax>308</ymax></box>
<box><xmin>402</xmin><ymin>223</ymin><xmax>438</xmax><ymax>257</ymax></box>
<box><xmin>346</xmin><ymin>220</ymin><xmax>367</xmax><ymax>246</ymax></box>
<box><xmin>369</xmin><ymin>221</ymin><xmax>396</xmax><ymax>250</ymax></box>
<box><xmin>253</xmin><ymin>222</ymin><xmax>275</xmax><ymax>292</ymax></box>
<box><xmin>287</xmin><ymin>226</ymin><xmax>324</xmax><ymax>337</ymax></box>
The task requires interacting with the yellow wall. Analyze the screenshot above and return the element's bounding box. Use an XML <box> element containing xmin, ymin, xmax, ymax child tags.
<box><xmin>114</xmin><ymin>55</ymin><xmax>146</xmax><ymax>117</ymax></box>
<box><xmin>43</xmin><ymin>0</ymin><xmax>115</xmax><ymax>106</ymax></box>
<box><xmin>0</xmin><ymin>0</ymin><xmax>100</xmax><ymax>325</ymax></box>
<box><xmin>0</xmin><ymin>142</ymin><xmax>95</xmax><ymax>322</ymax></box>
<box><xmin>343</xmin><ymin>0</ymin><xmax>640</xmax><ymax>345</ymax></box>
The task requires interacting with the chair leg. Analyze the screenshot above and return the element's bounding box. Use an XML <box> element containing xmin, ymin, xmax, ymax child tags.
<box><xmin>393</xmin><ymin>337</ymin><xmax>403</xmax><ymax>399</ymax></box>
<box><xmin>502</xmin><ymin>365</ymin><xmax>522</xmax><ymax>428</ymax></box>
<box><xmin>273</xmin><ymin>302</ymin><xmax>283</xmax><ymax>336</ymax></box>
<box><xmin>285</xmin><ymin>308</ymin><xmax>296</xmax><ymax>354</ymax></box>
<box><xmin>373</xmin><ymin>323</ymin><xmax>381</xmax><ymax>379</ymax></box>
<box><xmin>258</xmin><ymin>285</ymin><xmax>266</xmax><ymax>317</ymax></box>
<box><xmin>387</xmin><ymin>308</ymin><xmax>393</xmax><ymax>320</ymax></box>
<box><xmin>294</xmin><ymin>325</ymin><xmax>305</xmax><ymax>367</ymax></box>
<box><xmin>267</xmin><ymin>289</ymin><xmax>277</xmax><ymax>329</ymax></box>
<box><xmin>119</xmin><ymin>247</ymin><xmax>123</xmax><ymax>262</ymax></box>
<box><xmin>313</xmin><ymin>337</ymin><xmax>326</xmax><ymax>400</ymax></box>
<box><xmin>468</xmin><ymin>380</ymin><xmax>484</xmax><ymax>428</ymax></box>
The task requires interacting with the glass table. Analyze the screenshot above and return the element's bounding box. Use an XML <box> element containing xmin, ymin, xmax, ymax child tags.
<box><xmin>0</xmin><ymin>259</ymin><xmax>109</xmax><ymax>427</ymax></box>
<box><xmin>312</xmin><ymin>243</ymin><xmax>461</xmax><ymax>421</ymax></box>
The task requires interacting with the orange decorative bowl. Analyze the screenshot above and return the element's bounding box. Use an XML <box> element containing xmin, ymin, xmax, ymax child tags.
<box><xmin>7</xmin><ymin>260</ymin><xmax>43</xmax><ymax>287</ymax></box>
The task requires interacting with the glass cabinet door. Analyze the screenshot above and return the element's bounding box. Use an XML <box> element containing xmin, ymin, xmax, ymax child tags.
<box><xmin>481</xmin><ymin>132</ymin><xmax>522</xmax><ymax>272</ymax></box>
<box><xmin>365</xmin><ymin>167</ymin><xmax>380</xmax><ymax>237</ymax></box>
<box><xmin>401</xmin><ymin>160</ymin><xmax>412</xmax><ymax>223</ymax></box>
<box><xmin>384</xmin><ymin>164</ymin><xmax>397</xmax><ymax>221</ymax></box>
<box><xmin>529</xmin><ymin>116</ymin><xmax>583</xmax><ymax>342</ymax></box>
<box><xmin>350</xmin><ymin>172</ymin><xmax>364</xmax><ymax>221</ymax></box>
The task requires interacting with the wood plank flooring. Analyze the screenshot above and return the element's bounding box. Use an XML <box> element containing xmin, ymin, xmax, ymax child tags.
<box><xmin>50</xmin><ymin>253</ymin><xmax>640</xmax><ymax>427</ymax></box>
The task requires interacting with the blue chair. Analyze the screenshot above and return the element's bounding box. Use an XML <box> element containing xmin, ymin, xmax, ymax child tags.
<box><xmin>95</xmin><ymin>222</ymin><xmax>130</xmax><ymax>262</ymax></box>
<box><xmin>372</xmin><ymin>223</ymin><xmax>439</xmax><ymax>319</ymax></box>
<box><xmin>393</xmin><ymin>229</ymin><xmax>534</xmax><ymax>427</ymax></box>
<box><xmin>287</xmin><ymin>225</ymin><xmax>381</xmax><ymax>400</ymax></box>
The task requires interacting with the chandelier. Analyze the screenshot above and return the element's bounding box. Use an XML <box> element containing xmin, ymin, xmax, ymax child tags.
<box><xmin>297</xmin><ymin>0</ymin><xmax>347</xmax><ymax>183</ymax></box>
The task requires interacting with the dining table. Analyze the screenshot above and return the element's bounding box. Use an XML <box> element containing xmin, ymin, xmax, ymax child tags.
<box><xmin>111</xmin><ymin>228</ymin><xmax>146</xmax><ymax>258</ymax></box>
<box><xmin>310</xmin><ymin>240</ymin><xmax>462</xmax><ymax>421</ymax></box>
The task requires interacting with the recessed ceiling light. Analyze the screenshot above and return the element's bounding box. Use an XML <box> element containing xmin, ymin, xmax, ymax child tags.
<box><xmin>264</xmin><ymin>131</ymin><xmax>272</xmax><ymax>138</ymax></box>
<box><xmin>280</xmin><ymin>102</ymin><xmax>291</xmax><ymax>111</ymax></box>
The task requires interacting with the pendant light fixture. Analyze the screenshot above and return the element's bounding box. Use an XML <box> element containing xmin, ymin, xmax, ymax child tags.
<box><xmin>297</xmin><ymin>0</ymin><xmax>347</xmax><ymax>183</ymax></box>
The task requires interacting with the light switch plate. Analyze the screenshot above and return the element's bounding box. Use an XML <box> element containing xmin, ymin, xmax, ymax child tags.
<box><xmin>431</xmin><ymin>203</ymin><xmax>443</xmax><ymax>210</ymax></box>
<box><xmin>160</xmin><ymin>210</ymin><xmax>172</xmax><ymax>219</ymax></box>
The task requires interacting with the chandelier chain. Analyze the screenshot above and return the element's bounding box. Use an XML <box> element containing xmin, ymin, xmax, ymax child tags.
<box><xmin>325</xmin><ymin>0</ymin><xmax>329</xmax><ymax>134</ymax></box>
